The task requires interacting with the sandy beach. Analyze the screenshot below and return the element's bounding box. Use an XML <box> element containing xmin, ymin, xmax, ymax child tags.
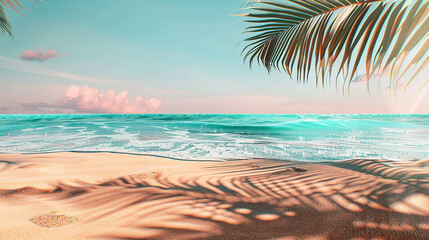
<box><xmin>0</xmin><ymin>152</ymin><xmax>428</xmax><ymax>239</ymax></box>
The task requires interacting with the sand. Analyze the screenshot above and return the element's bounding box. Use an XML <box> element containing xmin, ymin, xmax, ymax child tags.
<box><xmin>0</xmin><ymin>152</ymin><xmax>428</xmax><ymax>239</ymax></box>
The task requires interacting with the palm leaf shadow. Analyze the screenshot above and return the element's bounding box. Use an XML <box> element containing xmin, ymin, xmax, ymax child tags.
<box><xmin>23</xmin><ymin>159</ymin><xmax>429</xmax><ymax>239</ymax></box>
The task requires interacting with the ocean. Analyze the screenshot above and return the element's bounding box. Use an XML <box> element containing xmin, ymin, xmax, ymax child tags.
<box><xmin>0</xmin><ymin>114</ymin><xmax>428</xmax><ymax>162</ymax></box>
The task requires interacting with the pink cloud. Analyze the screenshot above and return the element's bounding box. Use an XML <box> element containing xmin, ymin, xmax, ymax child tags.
<box><xmin>19</xmin><ymin>48</ymin><xmax>66</xmax><ymax>61</ymax></box>
<box><xmin>352</xmin><ymin>74</ymin><xmax>368</xmax><ymax>83</ymax></box>
<box><xmin>385</xmin><ymin>81</ymin><xmax>408</xmax><ymax>93</ymax></box>
<box><xmin>352</xmin><ymin>66</ymin><xmax>392</xmax><ymax>83</ymax></box>
<box><xmin>22</xmin><ymin>85</ymin><xmax>163</xmax><ymax>114</ymax></box>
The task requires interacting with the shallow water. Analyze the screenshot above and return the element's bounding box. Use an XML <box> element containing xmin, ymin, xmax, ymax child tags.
<box><xmin>0</xmin><ymin>114</ymin><xmax>428</xmax><ymax>162</ymax></box>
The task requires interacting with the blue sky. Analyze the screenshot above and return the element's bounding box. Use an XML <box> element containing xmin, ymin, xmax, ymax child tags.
<box><xmin>0</xmin><ymin>0</ymin><xmax>428</xmax><ymax>114</ymax></box>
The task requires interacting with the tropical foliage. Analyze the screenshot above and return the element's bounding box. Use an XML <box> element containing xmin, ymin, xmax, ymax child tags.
<box><xmin>0</xmin><ymin>1</ymin><xmax>12</xmax><ymax>35</ymax></box>
<box><xmin>240</xmin><ymin>0</ymin><xmax>429</xmax><ymax>91</ymax></box>
<box><xmin>0</xmin><ymin>0</ymin><xmax>42</xmax><ymax>36</ymax></box>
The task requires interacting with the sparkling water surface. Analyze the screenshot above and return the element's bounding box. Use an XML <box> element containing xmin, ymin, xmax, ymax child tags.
<box><xmin>0</xmin><ymin>114</ymin><xmax>428</xmax><ymax>162</ymax></box>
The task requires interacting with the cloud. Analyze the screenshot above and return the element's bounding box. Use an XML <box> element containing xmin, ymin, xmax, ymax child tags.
<box><xmin>385</xmin><ymin>81</ymin><xmax>408</xmax><ymax>93</ymax></box>
<box><xmin>0</xmin><ymin>56</ymin><xmax>122</xmax><ymax>84</ymax></box>
<box><xmin>352</xmin><ymin>66</ymin><xmax>392</xmax><ymax>83</ymax></box>
<box><xmin>351</xmin><ymin>74</ymin><xmax>368</xmax><ymax>83</ymax></box>
<box><xmin>19</xmin><ymin>48</ymin><xmax>68</xmax><ymax>61</ymax></box>
<box><xmin>22</xmin><ymin>85</ymin><xmax>163</xmax><ymax>114</ymax></box>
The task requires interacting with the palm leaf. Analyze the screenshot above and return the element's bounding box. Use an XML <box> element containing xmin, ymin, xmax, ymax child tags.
<box><xmin>0</xmin><ymin>0</ymin><xmax>44</xmax><ymax>36</ymax></box>
<box><xmin>0</xmin><ymin>4</ymin><xmax>12</xmax><ymax>35</ymax></box>
<box><xmin>239</xmin><ymin>0</ymin><xmax>429</xmax><ymax>91</ymax></box>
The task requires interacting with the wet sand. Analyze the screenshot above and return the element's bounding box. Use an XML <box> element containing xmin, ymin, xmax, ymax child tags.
<box><xmin>0</xmin><ymin>152</ymin><xmax>428</xmax><ymax>239</ymax></box>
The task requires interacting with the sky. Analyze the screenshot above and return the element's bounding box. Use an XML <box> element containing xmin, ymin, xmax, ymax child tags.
<box><xmin>0</xmin><ymin>0</ymin><xmax>428</xmax><ymax>114</ymax></box>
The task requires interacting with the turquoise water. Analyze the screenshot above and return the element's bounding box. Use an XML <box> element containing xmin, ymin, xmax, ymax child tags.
<box><xmin>0</xmin><ymin>114</ymin><xmax>428</xmax><ymax>162</ymax></box>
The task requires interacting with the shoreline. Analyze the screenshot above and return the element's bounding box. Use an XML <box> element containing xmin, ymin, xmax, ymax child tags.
<box><xmin>0</xmin><ymin>152</ymin><xmax>428</xmax><ymax>239</ymax></box>
<box><xmin>1</xmin><ymin>150</ymin><xmax>427</xmax><ymax>164</ymax></box>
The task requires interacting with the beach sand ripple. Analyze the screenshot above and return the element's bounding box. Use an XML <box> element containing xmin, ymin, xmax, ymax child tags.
<box><xmin>0</xmin><ymin>152</ymin><xmax>428</xmax><ymax>240</ymax></box>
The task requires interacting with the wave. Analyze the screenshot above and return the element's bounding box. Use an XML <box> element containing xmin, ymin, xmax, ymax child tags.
<box><xmin>0</xmin><ymin>114</ymin><xmax>428</xmax><ymax>161</ymax></box>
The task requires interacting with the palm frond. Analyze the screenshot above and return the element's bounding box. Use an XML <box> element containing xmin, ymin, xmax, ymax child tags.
<box><xmin>0</xmin><ymin>0</ymin><xmax>27</xmax><ymax>13</ymax></box>
<box><xmin>0</xmin><ymin>0</ymin><xmax>44</xmax><ymax>36</ymax></box>
<box><xmin>239</xmin><ymin>0</ymin><xmax>429</xmax><ymax>91</ymax></box>
<box><xmin>0</xmin><ymin>4</ymin><xmax>12</xmax><ymax>36</ymax></box>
